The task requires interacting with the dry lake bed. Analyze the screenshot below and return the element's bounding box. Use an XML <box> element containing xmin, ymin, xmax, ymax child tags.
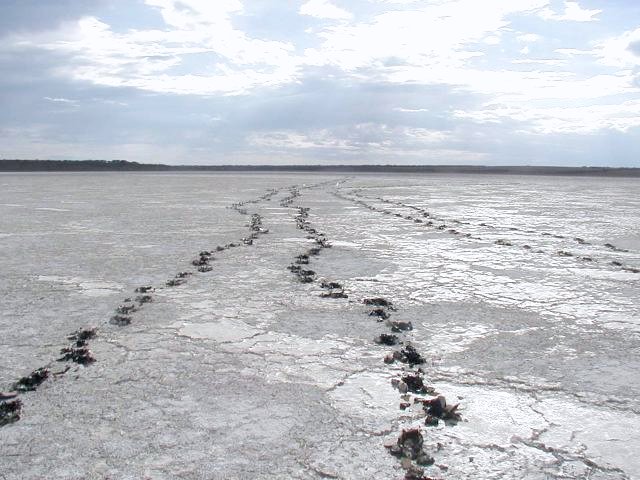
<box><xmin>1</xmin><ymin>172</ymin><xmax>639</xmax><ymax>479</ymax></box>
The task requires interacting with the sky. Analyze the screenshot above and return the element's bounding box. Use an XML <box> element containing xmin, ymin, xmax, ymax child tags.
<box><xmin>0</xmin><ymin>0</ymin><xmax>639</xmax><ymax>166</ymax></box>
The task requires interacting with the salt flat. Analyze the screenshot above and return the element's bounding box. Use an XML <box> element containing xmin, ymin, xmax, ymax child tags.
<box><xmin>1</xmin><ymin>172</ymin><xmax>639</xmax><ymax>479</ymax></box>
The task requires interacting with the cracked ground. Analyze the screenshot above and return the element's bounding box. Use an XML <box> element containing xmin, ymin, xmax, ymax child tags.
<box><xmin>1</xmin><ymin>173</ymin><xmax>639</xmax><ymax>479</ymax></box>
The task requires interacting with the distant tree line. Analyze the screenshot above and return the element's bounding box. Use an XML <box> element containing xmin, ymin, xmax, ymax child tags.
<box><xmin>0</xmin><ymin>159</ymin><xmax>171</xmax><ymax>171</ymax></box>
<box><xmin>1</xmin><ymin>159</ymin><xmax>639</xmax><ymax>177</ymax></box>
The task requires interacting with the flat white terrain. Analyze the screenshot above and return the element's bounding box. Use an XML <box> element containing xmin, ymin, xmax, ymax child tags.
<box><xmin>1</xmin><ymin>172</ymin><xmax>639</xmax><ymax>479</ymax></box>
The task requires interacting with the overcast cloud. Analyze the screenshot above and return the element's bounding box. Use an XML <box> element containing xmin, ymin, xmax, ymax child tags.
<box><xmin>0</xmin><ymin>0</ymin><xmax>639</xmax><ymax>165</ymax></box>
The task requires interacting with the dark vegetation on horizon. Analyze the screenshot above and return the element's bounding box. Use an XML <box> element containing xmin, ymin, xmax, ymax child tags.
<box><xmin>1</xmin><ymin>159</ymin><xmax>639</xmax><ymax>177</ymax></box>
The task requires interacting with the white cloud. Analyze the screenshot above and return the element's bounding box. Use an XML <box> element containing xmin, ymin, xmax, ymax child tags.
<box><xmin>8</xmin><ymin>0</ymin><xmax>606</xmax><ymax>106</ymax></box>
<box><xmin>144</xmin><ymin>0</ymin><xmax>243</xmax><ymax>28</ymax></box>
<box><xmin>517</xmin><ymin>33</ymin><xmax>542</xmax><ymax>43</ymax></box>
<box><xmin>2</xmin><ymin>0</ymin><xmax>637</xmax><ymax>150</ymax></box>
<box><xmin>394</xmin><ymin>107</ymin><xmax>430</xmax><ymax>113</ymax></box>
<box><xmin>249</xmin><ymin>124</ymin><xmax>451</xmax><ymax>152</ymax></box>
<box><xmin>10</xmin><ymin>2</ymin><xmax>299</xmax><ymax>96</ymax></box>
<box><xmin>555</xmin><ymin>48</ymin><xmax>594</xmax><ymax>56</ymax></box>
<box><xmin>512</xmin><ymin>58</ymin><xmax>566</xmax><ymax>66</ymax></box>
<box><xmin>455</xmin><ymin>100</ymin><xmax>640</xmax><ymax>134</ymax></box>
<box><xmin>377</xmin><ymin>0</ymin><xmax>418</xmax><ymax>4</ymax></box>
<box><xmin>0</xmin><ymin>124</ymin><xmax>195</xmax><ymax>163</ymax></box>
<box><xmin>44</xmin><ymin>96</ymin><xmax>77</xmax><ymax>104</ymax></box>
<box><xmin>303</xmin><ymin>0</ymin><xmax>551</xmax><ymax>72</ymax></box>
<box><xmin>248</xmin><ymin>126</ymin><xmax>485</xmax><ymax>162</ymax></box>
<box><xmin>249</xmin><ymin>130</ymin><xmax>357</xmax><ymax>151</ymax></box>
<box><xmin>297</xmin><ymin>0</ymin><xmax>638</xmax><ymax>139</ymax></box>
<box><xmin>595</xmin><ymin>27</ymin><xmax>640</xmax><ymax>67</ymax></box>
<box><xmin>299</xmin><ymin>0</ymin><xmax>352</xmax><ymax>20</ymax></box>
<box><xmin>407</xmin><ymin>128</ymin><xmax>451</xmax><ymax>143</ymax></box>
<box><xmin>539</xmin><ymin>1</ymin><xmax>601</xmax><ymax>22</ymax></box>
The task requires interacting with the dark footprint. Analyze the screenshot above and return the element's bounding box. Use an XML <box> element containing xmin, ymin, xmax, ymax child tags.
<box><xmin>386</xmin><ymin>345</ymin><xmax>425</xmax><ymax>366</ymax></box>
<box><xmin>388</xmin><ymin>320</ymin><xmax>413</xmax><ymax>332</ymax></box>
<box><xmin>605</xmin><ymin>243</ymin><xmax>629</xmax><ymax>252</ymax></box>
<box><xmin>0</xmin><ymin>399</ymin><xmax>23</xmax><ymax>427</ymax></box>
<box><xmin>192</xmin><ymin>256</ymin><xmax>211</xmax><ymax>266</ymax></box>
<box><xmin>421</xmin><ymin>395</ymin><xmax>461</xmax><ymax>421</ymax></box>
<box><xmin>320</xmin><ymin>290</ymin><xmax>348</xmax><ymax>299</ymax></box>
<box><xmin>135</xmin><ymin>286</ymin><xmax>154</xmax><ymax>293</ymax></box>
<box><xmin>110</xmin><ymin>315</ymin><xmax>132</xmax><ymax>326</ymax></box>
<box><xmin>400</xmin><ymin>373</ymin><xmax>432</xmax><ymax>394</ymax></box>
<box><xmin>369</xmin><ymin>308</ymin><xmax>390</xmax><ymax>320</ymax></box>
<box><xmin>297</xmin><ymin>270</ymin><xmax>316</xmax><ymax>283</ymax></box>
<box><xmin>363</xmin><ymin>298</ymin><xmax>395</xmax><ymax>310</ymax></box>
<box><xmin>68</xmin><ymin>327</ymin><xmax>97</xmax><ymax>347</ymax></box>
<box><xmin>136</xmin><ymin>295</ymin><xmax>153</xmax><ymax>304</ymax></box>
<box><xmin>374</xmin><ymin>334</ymin><xmax>399</xmax><ymax>346</ymax></box>
<box><xmin>58</xmin><ymin>347</ymin><xmax>95</xmax><ymax>365</ymax></box>
<box><xmin>495</xmin><ymin>239</ymin><xmax>512</xmax><ymax>246</ymax></box>
<box><xmin>384</xmin><ymin>428</ymin><xmax>434</xmax><ymax>467</ymax></box>
<box><xmin>296</xmin><ymin>255</ymin><xmax>310</xmax><ymax>265</ymax></box>
<box><xmin>116</xmin><ymin>303</ymin><xmax>137</xmax><ymax>315</ymax></box>
<box><xmin>14</xmin><ymin>367</ymin><xmax>50</xmax><ymax>392</ymax></box>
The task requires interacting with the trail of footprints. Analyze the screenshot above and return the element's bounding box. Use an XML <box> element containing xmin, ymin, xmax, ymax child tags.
<box><xmin>0</xmin><ymin>187</ymin><xmax>281</xmax><ymax>427</ymax></box>
<box><xmin>335</xmin><ymin>189</ymin><xmax>640</xmax><ymax>275</ymax></box>
<box><xmin>284</xmin><ymin>187</ymin><xmax>339</xmax><ymax>287</ymax></box>
<box><xmin>283</xmin><ymin>187</ymin><xmax>458</xmax><ymax>480</ymax></box>
<box><xmin>11</xmin><ymin>181</ymin><xmax>620</xmax><ymax>478</ymax></box>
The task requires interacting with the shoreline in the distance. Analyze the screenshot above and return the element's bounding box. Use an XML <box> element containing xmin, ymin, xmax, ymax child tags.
<box><xmin>1</xmin><ymin>159</ymin><xmax>639</xmax><ymax>177</ymax></box>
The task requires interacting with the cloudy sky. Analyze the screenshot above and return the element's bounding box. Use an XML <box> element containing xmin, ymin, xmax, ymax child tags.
<box><xmin>0</xmin><ymin>0</ymin><xmax>639</xmax><ymax>165</ymax></box>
